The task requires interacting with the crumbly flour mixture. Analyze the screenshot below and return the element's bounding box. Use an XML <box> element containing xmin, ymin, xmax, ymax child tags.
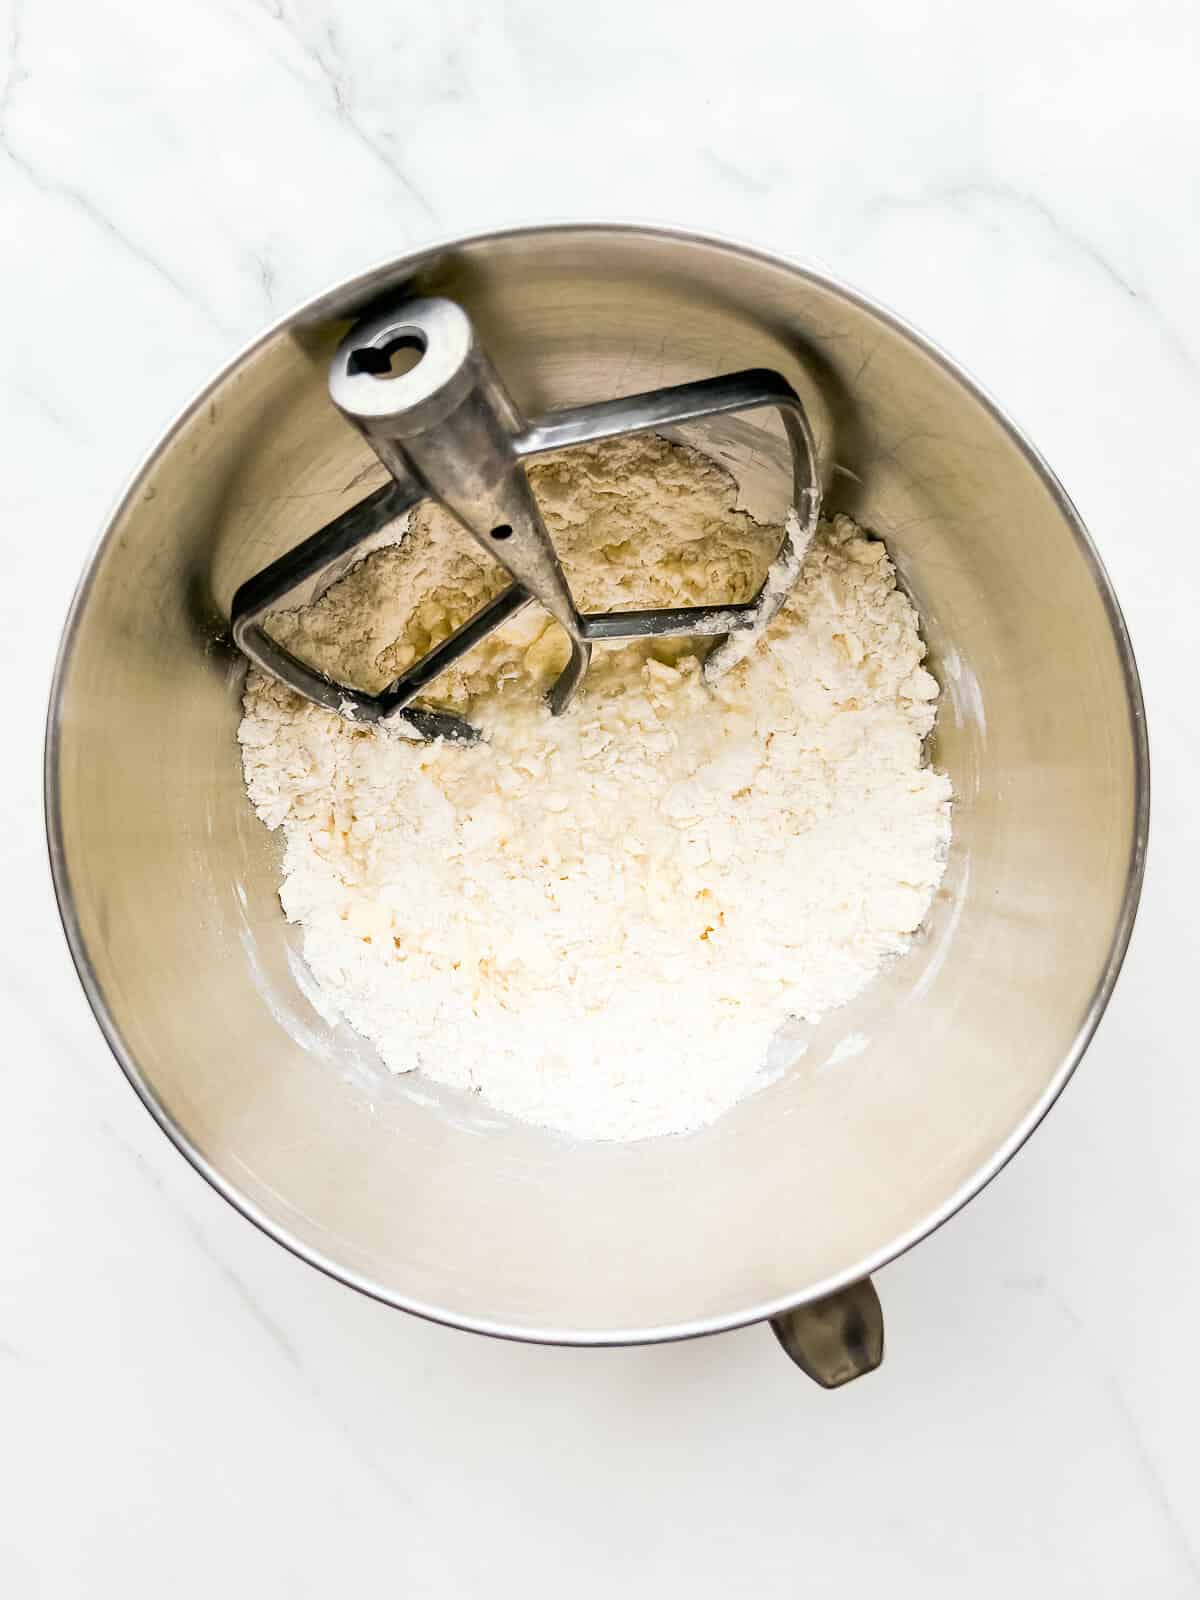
<box><xmin>240</xmin><ymin>434</ymin><xmax>952</xmax><ymax>1141</ymax></box>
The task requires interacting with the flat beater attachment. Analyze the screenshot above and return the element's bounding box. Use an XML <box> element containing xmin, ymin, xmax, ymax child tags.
<box><xmin>232</xmin><ymin>297</ymin><xmax>821</xmax><ymax>741</ymax></box>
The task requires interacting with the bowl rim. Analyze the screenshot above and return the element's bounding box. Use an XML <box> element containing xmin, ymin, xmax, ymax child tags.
<box><xmin>43</xmin><ymin>220</ymin><xmax>1151</xmax><ymax>1346</ymax></box>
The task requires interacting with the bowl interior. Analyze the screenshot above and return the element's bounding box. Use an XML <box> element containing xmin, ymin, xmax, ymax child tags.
<box><xmin>48</xmin><ymin>228</ymin><xmax>1144</xmax><ymax>1339</ymax></box>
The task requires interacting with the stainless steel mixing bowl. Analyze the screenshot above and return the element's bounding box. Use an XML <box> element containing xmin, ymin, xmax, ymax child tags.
<box><xmin>45</xmin><ymin>224</ymin><xmax>1147</xmax><ymax>1380</ymax></box>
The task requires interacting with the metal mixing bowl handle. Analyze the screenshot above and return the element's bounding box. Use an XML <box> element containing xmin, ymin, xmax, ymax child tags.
<box><xmin>770</xmin><ymin>1278</ymin><xmax>885</xmax><ymax>1387</ymax></box>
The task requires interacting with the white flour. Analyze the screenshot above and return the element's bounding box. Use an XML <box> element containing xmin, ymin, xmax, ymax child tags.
<box><xmin>239</xmin><ymin>435</ymin><xmax>952</xmax><ymax>1141</ymax></box>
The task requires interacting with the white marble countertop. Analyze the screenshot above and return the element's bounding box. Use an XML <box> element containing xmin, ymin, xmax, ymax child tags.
<box><xmin>4</xmin><ymin>0</ymin><xmax>1198</xmax><ymax>1593</ymax></box>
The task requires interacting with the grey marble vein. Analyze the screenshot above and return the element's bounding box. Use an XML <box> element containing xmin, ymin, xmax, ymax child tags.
<box><xmin>90</xmin><ymin>1109</ymin><xmax>422</xmax><ymax>1505</ymax></box>
<box><xmin>947</xmin><ymin>180</ymin><xmax>1142</xmax><ymax>302</ymax></box>
<box><xmin>877</xmin><ymin>178</ymin><xmax>1199</xmax><ymax>380</ymax></box>
<box><xmin>256</xmin><ymin>5</ymin><xmax>437</xmax><ymax>221</ymax></box>
<box><xmin>0</xmin><ymin>0</ymin><xmax>225</xmax><ymax>328</ymax></box>
<box><xmin>254</xmin><ymin>249</ymin><xmax>278</xmax><ymax>309</ymax></box>
<box><xmin>1102</xmin><ymin>1363</ymin><xmax>1200</xmax><ymax>1593</ymax></box>
<box><xmin>98</xmin><ymin>1115</ymin><xmax>307</xmax><ymax>1377</ymax></box>
<box><xmin>1049</xmin><ymin>1288</ymin><xmax>1200</xmax><ymax>1591</ymax></box>
<box><xmin>701</xmin><ymin>147</ymin><xmax>771</xmax><ymax>197</ymax></box>
<box><xmin>0</xmin><ymin>1334</ymin><xmax>34</xmax><ymax>1365</ymax></box>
